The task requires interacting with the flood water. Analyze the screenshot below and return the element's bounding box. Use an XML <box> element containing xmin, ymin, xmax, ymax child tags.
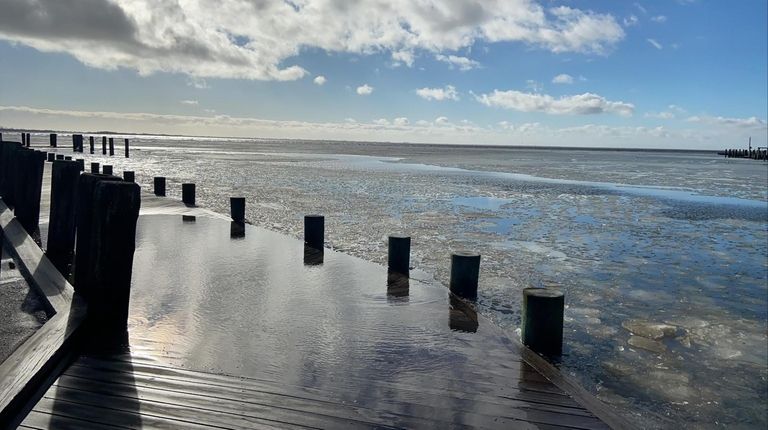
<box><xmin>36</xmin><ymin>135</ymin><xmax>768</xmax><ymax>428</ymax></box>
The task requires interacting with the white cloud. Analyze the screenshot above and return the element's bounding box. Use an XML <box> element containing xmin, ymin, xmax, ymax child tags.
<box><xmin>372</xmin><ymin>118</ymin><xmax>389</xmax><ymax>125</ymax></box>
<box><xmin>686</xmin><ymin>115</ymin><xmax>767</xmax><ymax>129</ymax></box>
<box><xmin>187</xmin><ymin>77</ymin><xmax>210</xmax><ymax>89</ymax></box>
<box><xmin>393</xmin><ymin>117</ymin><xmax>409</xmax><ymax>126</ymax></box>
<box><xmin>356</xmin><ymin>84</ymin><xmax>374</xmax><ymax>96</ymax></box>
<box><xmin>180</xmin><ymin>100</ymin><xmax>199</xmax><ymax>105</ymax></box>
<box><xmin>647</xmin><ymin>38</ymin><xmax>663</xmax><ymax>50</ymax></box>
<box><xmin>525</xmin><ymin>80</ymin><xmax>544</xmax><ymax>93</ymax></box>
<box><xmin>634</xmin><ymin>3</ymin><xmax>647</xmax><ymax>14</ymax></box>
<box><xmin>475</xmin><ymin>90</ymin><xmax>634</xmax><ymax>116</ymax></box>
<box><xmin>552</xmin><ymin>74</ymin><xmax>574</xmax><ymax>84</ymax></box>
<box><xmin>623</xmin><ymin>15</ymin><xmax>639</xmax><ymax>27</ymax></box>
<box><xmin>435</xmin><ymin>54</ymin><xmax>480</xmax><ymax>71</ymax></box>
<box><xmin>313</xmin><ymin>75</ymin><xmax>327</xmax><ymax>85</ymax></box>
<box><xmin>435</xmin><ymin>116</ymin><xmax>451</xmax><ymax>126</ymax></box>
<box><xmin>392</xmin><ymin>50</ymin><xmax>415</xmax><ymax>67</ymax></box>
<box><xmin>416</xmin><ymin>85</ymin><xmax>460</xmax><ymax>101</ymax></box>
<box><xmin>0</xmin><ymin>1</ymin><xmax>625</xmax><ymax>81</ymax></box>
<box><xmin>651</xmin><ymin>15</ymin><xmax>667</xmax><ymax>23</ymax></box>
<box><xmin>645</xmin><ymin>104</ymin><xmax>686</xmax><ymax>119</ymax></box>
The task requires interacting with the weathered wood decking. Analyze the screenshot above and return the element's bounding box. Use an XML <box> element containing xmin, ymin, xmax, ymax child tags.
<box><xmin>21</xmin><ymin>350</ymin><xmax>609</xmax><ymax>429</ymax></box>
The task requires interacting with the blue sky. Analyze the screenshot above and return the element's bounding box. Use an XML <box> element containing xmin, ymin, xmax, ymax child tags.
<box><xmin>0</xmin><ymin>0</ymin><xmax>765</xmax><ymax>149</ymax></box>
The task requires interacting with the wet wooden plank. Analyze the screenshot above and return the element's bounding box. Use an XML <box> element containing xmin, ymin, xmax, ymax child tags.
<box><xmin>76</xmin><ymin>355</ymin><xmax>583</xmax><ymax>410</ymax></box>
<box><xmin>29</xmin><ymin>396</ymin><xmax>231</xmax><ymax>430</ymax></box>
<box><xmin>50</xmin><ymin>358</ymin><xmax>608</xmax><ymax>430</ymax></box>
<box><xmin>69</xmin><ymin>357</ymin><xmax>593</xmax><ymax>417</ymax></box>
<box><xmin>19</xmin><ymin>409</ymin><xmax>122</xmax><ymax>430</ymax></box>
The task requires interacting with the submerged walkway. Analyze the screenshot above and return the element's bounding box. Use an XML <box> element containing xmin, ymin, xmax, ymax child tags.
<box><xmin>6</xmin><ymin>152</ymin><xmax>628</xmax><ymax>429</ymax></box>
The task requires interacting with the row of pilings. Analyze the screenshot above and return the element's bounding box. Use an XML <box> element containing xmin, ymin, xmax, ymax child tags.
<box><xmin>723</xmin><ymin>148</ymin><xmax>768</xmax><ymax>160</ymax></box>
<box><xmin>0</xmin><ymin>131</ymin><xmax>567</xmax><ymax>358</ymax></box>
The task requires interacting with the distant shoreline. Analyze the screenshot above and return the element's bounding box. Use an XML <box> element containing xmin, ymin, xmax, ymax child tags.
<box><xmin>0</xmin><ymin>126</ymin><xmax>718</xmax><ymax>154</ymax></box>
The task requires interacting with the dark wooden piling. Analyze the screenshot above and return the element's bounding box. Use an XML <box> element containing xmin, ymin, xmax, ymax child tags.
<box><xmin>304</xmin><ymin>214</ymin><xmax>324</xmax><ymax>249</ymax></box>
<box><xmin>84</xmin><ymin>180</ymin><xmax>141</xmax><ymax>334</ymax></box>
<box><xmin>46</xmin><ymin>160</ymin><xmax>82</xmax><ymax>270</ymax></box>
<box><xmin>102</xmin><ymin>165</ymin><xmax>113</xmax><ymax>176</ymax></box>
<box><xmin>182</xmin><ymin>183</ymin><xmax>195</xmax><ymax>206</ymax></box>
<box><xmin>73</xmin><ymin>134</ymin><xmax>84</xmax><ymax>152</ymax></box>
<box><xmin>0</xmin><ymin>142</ymin><xmax>23</xmax><ymax>207</ymax></box>
<box><xmin>123</xmin><ymin>171</ymin><xmax>135</xmax><ymax>182</ymax></box>
<box><xmin>49</xmin><ymin>133</ymin><xmax>57</xmax><ymax>147</ymax></box>
<box><xmin>64</xmin><ymin>156</ymin><xmax>72</xmax><ymax>161</ymax></box>
<box><xmin>75</xmin><ymin>159</ymin><xmax>85</xmax><ymax>171</ymax></box>
<box><xmin>101</xmin><ymin>136</ymin><xmax>107</xmax><ymax>155</ymax></box>
<box><xmin>26</xmin><ymin>133</ymin><xmax>31</xmax><ymax>147</ymax></box>
<box><xmin>153</xmin><ymin>177</ymin><xmax>166</xmax><ymax>196</ymax></box>
<box><xmin>90</xmin><ymin>162</ymin><xmax>100</xmax><ymax>174</ymax></box>
<box><xmin>522</xmin><ymin>288</ymin><xmax>564</xmax><ymax>356</ymax></box>
<box><xmin>124</xmin><ymin>138</ymin><xmax>129</xmax><ymax>158</ymax></box>
<box><xmin>230</xmin><ymin>221</ymin><xmax>245</xmax><ymax>239</ymax></box>
<box><xmin>46</xmin><ymin>153</ymin><xmax>54</xmax><ymax>162</ymax></box>
<box><xmin>449</xmin><ymin>251</ymin><xmax>481</xmax><ymax>300</ymax></box>
<box><xmin>14</xmin><ymin>150</ymin><xmax>46</xmax><ymax>234</ymax></box>
<box><xmin>303</xmin><ymin>244</ymin><xmax>324</xmax><ymax>265</ymax></box>
<box><xmin>387</xmin><ymin>235</ymin><xmax>411</xmax><ymax>275</ymax></box>
<box><xmin>56</xmin><ymin>154</ymin><xmax>64</xmax><ymax>160</ymax></box>
<box><xmin>108</xmin><ymin>138</ymin><xmax>114</xmax><ymax>156</ymax></box>
<box><xmin>89</xmin><ymin>136</ymin><xmax>95</xmax><ymax>154</ymax></box>
<box><xmin>230</xmin><ymin>197</ymin><xmax>245</xmax><ymax>223</ymax></box>
<box><xmin>73</xmin><ymin>173</ymin><xmax>122</xmax><ymax>298</ymax></box>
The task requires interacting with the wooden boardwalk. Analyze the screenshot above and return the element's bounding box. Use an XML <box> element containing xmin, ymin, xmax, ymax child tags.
<box><xmin>20</xmin><ymin>350</ymin><xmax>610</xmax><ymax>429</ymax></box>
<box><xmin>3</xmin><ymin>156</ymin><xmax>631</xmax><ymax>429</ymax></box>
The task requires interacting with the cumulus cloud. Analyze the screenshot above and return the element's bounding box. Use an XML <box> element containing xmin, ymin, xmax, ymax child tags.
<box><xmin>651</xmin><ymin>15</ymin><xmax>667</xmax><ymax>23</ymax></box>
<box><xmin>0</xmin><ymin>0</ymin><xmax>625</xmax><ymax>81</ymax></box>
<box><xmin>313</xmin><ymin>75</ymin><xmax>327</xmax><ymax>85</ymax></box>
<box><xmin>475</xmin><ymin>90</ymin><xmax>634</xmax><ymax>116</ymax></box>
<box><xmin>393</xmin><ymin>117</ymin><xmax>409</xmax><ymax>126</ymax></box>
<box><xmin>552</xmin><ymin>74</ymin><xmax>574</xmax><ymax>84</ymax></box>
<box><xmin>647</xmin><ymin>38</ymin><xmax>663</xmax><ymax>50</ymax></box>
<box><xmin>356</xmin><ymin>84</ymin><xmax>374</xmax><ymax>96</ymax></box>
<box><xmin>180</xmin><ymin>100</ymin><xmax>199</xmax><ymax>105</ymax></box>
<box><xmin>435</xmin><ymin>54</ymin><xmax>480</xmax><ymax>71</ymax></box>
<box><xmin>416</xmin><ymin>85</ymin><xmax>460</xmax><ymax>101</ymax></box>
<box><xmin>645</xmin><ymin>104</ymin><xmax>686</xmax><ymax>119</ymax></box>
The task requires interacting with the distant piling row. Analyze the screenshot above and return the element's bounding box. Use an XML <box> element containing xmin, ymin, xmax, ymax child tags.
<box><xmin>722</xmin><ymin>148</ymin><xmax>768</xmax><ymax>160</ymax></box>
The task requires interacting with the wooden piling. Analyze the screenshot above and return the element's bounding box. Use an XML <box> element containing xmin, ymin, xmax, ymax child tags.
<box><xmin>153</xmin><ymin>177</ymin><xmax>166</xmax><ymax>196</ymax></box>
<box><xmin>304</xmin><ymin>214</ymin><xmax>324</xmax><ymax>249</ymax></box>
<box><xmin>75</xmin><ymin>159</ymin><xmax>85</xmax><ymax>171</ymax></box>
<box><xmin>73</xmin><ymin>173</ymin><xmax>122</xmax><ymax>298</ymax></box>
<box><xmin>90</xmin><ymin>162</ymin><xmax>100</xmax><ymax>174</ymax></box>
<box><xmin>449</xmin><ymin>251</ymin><xmax>481</xmax><ymax>300</ymax></box>
<box><xmin>387</xmin><ymin>235</ymin><xmax>411</xmax><ymax>275</ymax></box>
<box><xmin>108</xmin><ymin>138</ymin><xmax>114</xmax><ymax>156</ymax></box>
<box><xmin>102</xmin><ymin>136</ymin><xmax>107</xmax><ymax>155</ymax></box>
<box><xmin>47</xmin><ymin>160</ymin><xmax>82</xmax><ymax>268</ymax></box>
<box><xmin>84</xmin><ymin>180</ymin><xmax>141</xmax><ymax>334</ymax></box>
<box><xmin>102</xmin><ymin>165</ymin><xmax>113</xmax><ymax>176</ymax></box>
<box><xmin>50</xmin><ymin>133</ymin><xmax>57</xmax><ymax>148</ymax></box>
<box><xmin>0</xmin><ymin>142</ymin><xmax>23</xmax><ymax>204</ymax></box>
<box><xmin>230</xmin><ymin>197</ymin><xmax>245</xmax><ymax>223</ymax></box>
<box><xmin>124</xmin><ymin>138</ymin><xmax>129</xmax><ymax>158</ymax></box>
<box><xmin>182</xmin><ymin>183</ymin><xmax>195</xmax><ymax>206</ymax></box>
<box><xmin>89</xmin><ymin>136</ymin><xmax>95</xmax><ymax>154</ymax></box>
<box><xmin>123</xmin><ymin>171</ymin><xmax>135</xmax><ymax>182</ymax></box>
<box><xmin>47</xmin><ymin>153</ymin><xmax>54</xmax><ymax>162</ymax></box>
<box><xmin>56</xmin><ymin>154</ymin><xmax>64</xmax><ymax>160</ymax></box>
<box><xmin>64</xmin><ymin>156</ymin><xmax>72</xmax><ymax>161</ymax></box>
<box><xmin>522</xmin><ymin>288</ymin><xmax>564</xmax><ymax>356</ymax></box>
<box><xmin>14</xmin><ymin>150</ymin><xmax>46</xmax><ymax>234</ymax></box>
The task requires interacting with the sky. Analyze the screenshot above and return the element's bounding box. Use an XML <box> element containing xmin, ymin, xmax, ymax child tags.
<box><xmin>0</xmin><ymin>0</ymin><xmax>766</xmax><ymax>149</ymax></box>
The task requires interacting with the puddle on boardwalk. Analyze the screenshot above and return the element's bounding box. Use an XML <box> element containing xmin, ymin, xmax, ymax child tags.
<box><xmin>34</xmin><ymin>136</ymin><xmax>768</xmax><ymax>428</ymax></box>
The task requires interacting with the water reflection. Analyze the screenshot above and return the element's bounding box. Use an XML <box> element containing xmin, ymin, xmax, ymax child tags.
<box><xmin>386</xmin><ymin>271</ymin><xmax>409</xmax><ymax>301</ymax></box>
<box><xmin>182</xmin><ymin>215</ymin><xmax>196</xmax><ymax>223</ymax></box>
<box><xmin>230</xmin><ymin>221</ymin><xmax>245</xmax><ymax>239</ymax></box>
<box><xmin>449</xmin><ymin>296</ymin><xmax>478</xmax><ymax>333</ymax></box>
<box><xmin>303</xmin><ymin>244</ymin><xmax>324</xmax><ymax>265</ymax></box>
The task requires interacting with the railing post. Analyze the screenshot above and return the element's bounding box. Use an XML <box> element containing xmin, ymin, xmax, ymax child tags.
<box><xmin>449</xmin><ymin>251</ymin><xmax>481</xmax><ymax>300</ymax></box>
<box><xmin>522</xmin><ymin>288</ymin><xmax>564</xmax><ymax>356</ymax></box>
